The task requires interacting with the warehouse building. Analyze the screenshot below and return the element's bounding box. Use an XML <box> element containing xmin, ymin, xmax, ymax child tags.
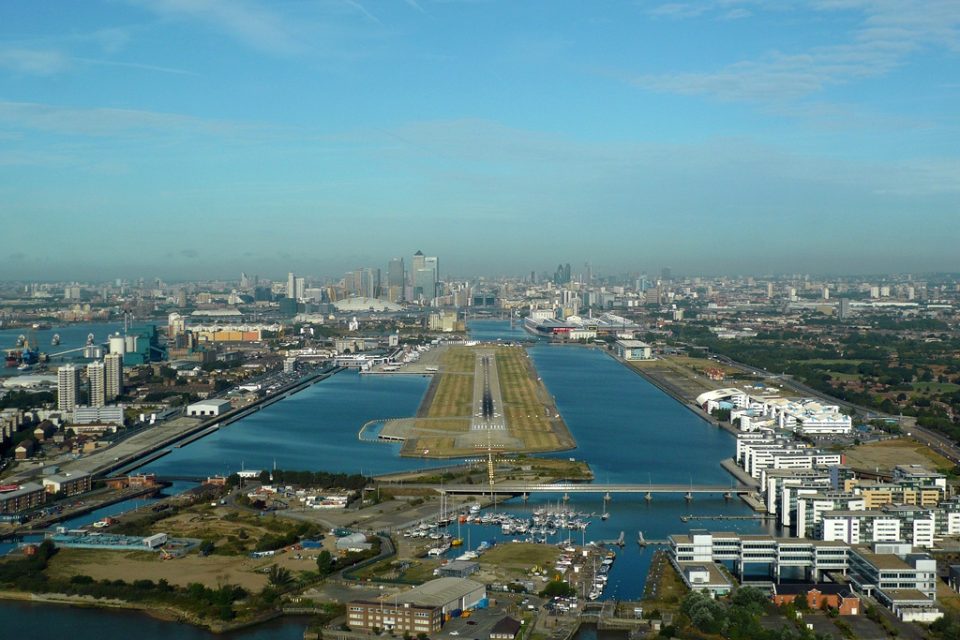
<box><xmin>347</xmin><ymin>578</ymin><xmax>486</xmax><ymax>634</ymax></box>
<box><xmin>395</xmin><ymin>577</ymin><xmax>486</xmax><ymax>614</ymax></box>
<box><xmin>186</xmin><ymin>399</ymin><xmax>232</xmax><ymax>417</ymax></box>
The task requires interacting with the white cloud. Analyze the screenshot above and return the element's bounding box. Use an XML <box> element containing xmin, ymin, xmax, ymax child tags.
<box><xmin>128</xmin><ymin>0</ymin><xmax>307</xmax><ymax>55</ymax></box>
<box><xmin>631</xmin><ymin>0</ymin><xmax>960</xmax><ymax>102</ymax></box>
<box><xmin>0</xmin><ymin>100</ymin><xmax>246</xmax><ymax>136</ymax></box>
<box><xmin>0</xmin><ymin>48</ymin><xmax>72</xmax><ymax>75</ymax></box>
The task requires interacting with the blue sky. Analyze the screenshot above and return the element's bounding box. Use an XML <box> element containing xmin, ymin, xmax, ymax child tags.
<box><xmin>1</xmin><ymin>0</ymin><xmax>958</xmax><ymax>280</ymax></box>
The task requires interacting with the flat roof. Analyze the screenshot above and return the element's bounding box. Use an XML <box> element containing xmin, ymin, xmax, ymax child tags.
<box><xmin>0</xmin><ymin>482</ymin><xmax>44</xmax><ymax>499</ymax></box>
<box><xmin>188</xmin><ymin>398</ymin><xmax>232</xmax><ymax>408</ymax></box>
<box><xmin>676</xmin><ymin>562</ymin><xmax>732</xmax><ymax>587</ymax></box>
<box><xmin>852</xmin><ymin>547</ymin><xmax>912</xmax><ymax>571</ymax></box>
<box><xmin>394</xmin><ymin>578</ymin><xmax>484</xmax><ymax>608</ymax></box>
<box><xmin>882</xmin><ymin>589</ymin><xmax>932</xmax><ymax>602</ymax></box>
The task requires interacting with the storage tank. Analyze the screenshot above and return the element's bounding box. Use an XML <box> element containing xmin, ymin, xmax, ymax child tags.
<box><xmin>109</xmin><ymin>333</ymin><xmax>126</xmax><ymax>355</ymax></box>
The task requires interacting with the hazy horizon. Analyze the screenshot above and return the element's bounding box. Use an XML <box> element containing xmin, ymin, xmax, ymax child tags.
<box><xmin>2</xmin><ymin>1</ymin><xmax>958</xmax><ymax>280</ymax></box>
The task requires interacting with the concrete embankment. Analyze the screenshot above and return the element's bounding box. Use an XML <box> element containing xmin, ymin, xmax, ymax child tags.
<box><xmin>606</xmin><ymin>352</ymin><xmax>739</xmax><ymax>437</ymax></box>
<box><xmin>720</xmin><ymin>457</ymin><xmax>759</xmax><ymax>488</ymax></box>
<box><xmin>86</xmin><ymin>366</ymin><xmax>343</xmax><ymax>479</ymax></box>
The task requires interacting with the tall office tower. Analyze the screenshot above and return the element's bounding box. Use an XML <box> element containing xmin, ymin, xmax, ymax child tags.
<box><xmin>388</xmin><ymin>258</ymin><xmax>405</xmax><ymax>301</ymax></box>
<box><xmin>425</xmin><ymin>256</ymin><xmax>439</xmax><ymax>298</ymax></box>
<box><xmin>287</xmin><ymin>272</ymin><xmax>296</xmax><ymax>299</ymax></box>
<box><xmin>766</xmin><ymin>282</ymin><xmax>774</xmax><ymax>299</ymax></box>
<box><xmin>410</xmin><ymin>251</ymin><xmax>426</xmax><ymax>273</ymax></box>
<box><xmin>360</xmin><ymin>269</ymin><xmax>373</xmax><ymax>298</ymax></box>
<box><xmin>294</xmin><ymin>276</ymin><xmax>305</xmax><ymax>301</ymax></box>
<box><xmin>58</xmin><ymin>364</ymin><xmax>80</xmax><ymax>412</ymax></box>
<box><xmin>240</xmin><ymin>272</ymin><xmax>250</xmax><ymax>288</ymax></box>
<box><xmin>104</xmin><ymin>353</ymin><xmax>123</xmax><ymax>401</ymax></box>
<box><xmin>87</xmin><ymin>361</ymin><xmax>105</xmax><ymax>408</ymax></box>
<box><xmin>413</xmin><ymin>268</ymin><xmax>432</xmax><ymax>302</ymax></box>
<box><xmin>661</xmin><ymin>266</ymin><xmax>672</xmax><ymax>282</ymax></box>
<box><xmin>412</xmin><ymin>250</ymin><xmax>438</xmax><ymax>302</ymax></box>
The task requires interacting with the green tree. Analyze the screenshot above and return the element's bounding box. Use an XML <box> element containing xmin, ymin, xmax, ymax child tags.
<box><xmin>267</xmin><ymin>565</ymin><xmax>293</xmax><ymax>588</ymax></box>
<box><xmin>539</xmin><ymin>580</ymin><xmax>576</xmax><ymax>598</ymax></box>
<box><xmin>316</xmin><ymin>550</ymin><xmax>334</xmax><ymax>576</ymax></box>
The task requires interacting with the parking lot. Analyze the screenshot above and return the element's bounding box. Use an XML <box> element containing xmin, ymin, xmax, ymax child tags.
<box><xmin>439</xmin><ymin>604</ymin><xmax>513</xmax><ymax>640</ymax></box>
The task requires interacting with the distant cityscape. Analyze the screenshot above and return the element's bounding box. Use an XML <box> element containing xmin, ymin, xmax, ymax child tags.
<box><xmin>2</xmin><ymin>261</ymin><xmax>960</xmax><ymax>637</ymax></box>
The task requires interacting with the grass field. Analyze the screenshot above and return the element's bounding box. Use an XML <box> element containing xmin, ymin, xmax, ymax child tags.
<box><xmin>911</xmin><ymin>382</ymin><xmax>960</xmax><ymax>394</ymax></box>
<box><xmin>844</xmin><ymin>438</ymin><xmax>954</xmax><ymax>472</ymax></box>
<box><xmin>479</xmin><ymin>543</ymin><xmax>559</xmax><ymax>574</ymax></box>
<box><xmin>392</xmin><ymin>345</ymin><xmax>574</xmax><ymax>458</ymax></box>
<box><xmin>426</xmin><ymin>372</ymin><xmax>474</xmax><ymax>418</ymax></box>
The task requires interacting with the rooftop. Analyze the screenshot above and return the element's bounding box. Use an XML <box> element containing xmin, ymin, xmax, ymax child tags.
<box><xmin>394</xmin><ymin>578</ymin><xmax>485</xmax><ymax>608</ymax></box>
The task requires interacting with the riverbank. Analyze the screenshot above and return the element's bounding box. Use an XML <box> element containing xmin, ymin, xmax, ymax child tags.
<box><xmin>5</xmin><ymin>366</ymin><xmax>344</xmax><ymax>487</ymax></box>
<box><xmin>604</xmin><ymin>351</ymin><xmax>768</xmax><ymax>513</ymax></box>
<box><xmin>0</xmin><ymin>588</ymin><xmax>284</xmax><ymax>634</ymax></box>
<box><xmin>605</xmin><ymin>351</ymin><xmax>735</xmax><ymax>434</ymax></box>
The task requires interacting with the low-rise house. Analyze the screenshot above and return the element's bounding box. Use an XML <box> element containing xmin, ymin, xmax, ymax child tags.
<box><xmin>772</xmin><ymin>584</ymin><xmax>860</xmax><ymax>614</ymax></box>
<box><xmin>490</xmin><ymin>617</ymin><xmax>522</xmax><ymax>640</ymax></box>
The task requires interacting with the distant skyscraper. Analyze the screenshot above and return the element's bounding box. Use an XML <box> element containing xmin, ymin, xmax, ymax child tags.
<box><xmin>412</xmin><ymin>250</ymin><xmax>439</xmax><ymax>303</ymax></box>
<box><xmin>287</xmin><ymin>272</ymin><xmax>296</xmax><ymax>299</ymax></box>
<box><xmin>104</xmin><ymin>353</ymin><xmax>123</xmax><ymax>401</ymax></box>
<box><xmin>412</xmin><ymin>250</ymin><xmax>426</xmax><ymax>274</ymax></box>
<box><xmin>838</xmin><ymin>298</ymin><xmax>852</xmax><ymax>320</ymax></box>
<box><xmin>294</xmin><ymin>276</ymin><xmax>305</xmax><ymax>301</ymax></box>
<box><xmin>58</xmin><ymin>364</ymin><xmax>80</xmax><ymax>412</ymax></box>
<box><xmin>87</xmin><ymin>361</ymin><xmax>105</xmax><ymax>408</ymax></box>
<box><xmin>388</xmin><ymin>258</ymin><xmax>405</xmax><ymax>302</ymax></box>
<box><xmin>661</xmin><ymin>267</ymin><xmax>672</xmax><ymax>282</ymax></box>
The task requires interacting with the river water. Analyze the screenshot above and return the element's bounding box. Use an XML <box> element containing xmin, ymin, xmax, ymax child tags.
<box><xmin>0</xmin><ymin>321</ymin><xmax>125</xmax><ymax>375</ymax></box>
<box><xmin>0</xmin><ymin>319</ymin><xmax>764</xmax><ymax>636</ymax></box>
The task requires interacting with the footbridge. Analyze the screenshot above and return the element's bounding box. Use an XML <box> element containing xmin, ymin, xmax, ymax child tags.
<box><xmin>383</xmin><ymin>481</ymin><xmax>754</xmax><ymax>496</ymax></box>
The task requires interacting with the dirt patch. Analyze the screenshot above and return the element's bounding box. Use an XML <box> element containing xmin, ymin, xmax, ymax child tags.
<box><xmin>47</xmin><ymin>548</ymin><xmax>273</xmax><ymax>591</ymax></box>
<box><xmin>844</xmin><ymin>438</ymin><xmax>953</xmax><ymax>472</ymax></box>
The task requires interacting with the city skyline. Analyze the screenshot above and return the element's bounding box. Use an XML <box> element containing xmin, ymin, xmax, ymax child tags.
<box><xmin>1</xmin><ymin>1</ymin><xmax>958</xmax><ymax>279</ymax></box>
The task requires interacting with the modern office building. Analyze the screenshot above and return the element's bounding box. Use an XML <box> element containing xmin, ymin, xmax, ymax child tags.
<box><xmin>411</xmin><ymin>250</ymin><xmax>439</xmax><ymax>303</ymax></box>
<box><xmin>387</xmin><ymin>257</ymin><xmax>405</xmax><ymax>302</ymax></box>
<box><xmin>57</xmin><ymin>364</ymin><xmax>80</xmax><ymax>412</ymax></box>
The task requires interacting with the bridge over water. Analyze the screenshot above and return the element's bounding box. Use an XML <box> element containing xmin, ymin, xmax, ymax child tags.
<box><xmin>383</xmin><ymin>481</ymin><xmax>754</xmax><ymax>496</ymax></box>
